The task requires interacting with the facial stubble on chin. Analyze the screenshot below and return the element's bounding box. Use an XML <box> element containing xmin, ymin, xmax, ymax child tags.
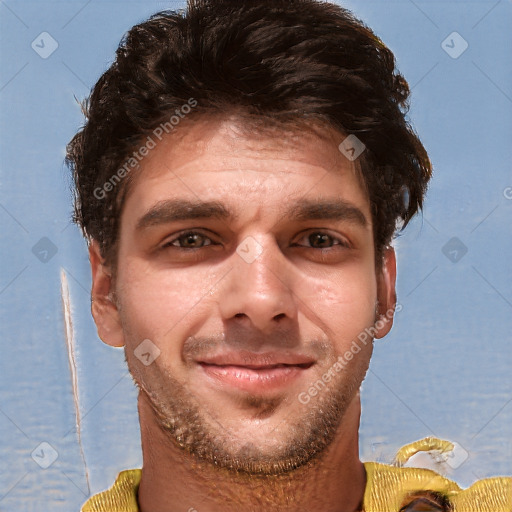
<box><xmin>129</xmin><ymin>357</ymin><xmax>365</xmax><ymax>477</ymax></box>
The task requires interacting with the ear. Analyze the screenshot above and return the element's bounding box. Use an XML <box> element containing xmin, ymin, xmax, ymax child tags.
<box><xmin>89</xmin><ymin>240</ymin><xmax>125</xmax><ymax>347</ymax></box>
<box><xmin>374</xmin><ymin>246</ymin><xmax>397</xmax><ymax>339</ymax></box>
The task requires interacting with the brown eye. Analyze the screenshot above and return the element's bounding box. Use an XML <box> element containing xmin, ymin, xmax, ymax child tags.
<box><xmin>165</xmin><ymin>231</ymin><xmax>213</xmax><ymax>249</ymax></box>
<box><xmin>309</xmin><ymin>232</ymin><xmax>334</xmax><ymax>248</ymax></box>
<box><xmin>296</xmin><ymin>231</ymin><xmax>349</xmax><ymax>249</ymax></box>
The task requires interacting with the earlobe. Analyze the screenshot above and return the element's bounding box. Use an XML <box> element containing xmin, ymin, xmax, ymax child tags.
<box><xmin>89</xmin><ymin>241</ymin><xmax>125</xmax><ymax>347</ymax></box>
<box><xmin>374</xmin><ymin>246</ymin><xmax>397</xmax><ymax>339</ymax></box>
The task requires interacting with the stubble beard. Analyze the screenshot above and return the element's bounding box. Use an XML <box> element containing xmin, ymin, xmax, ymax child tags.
<box><xmin>129</xmin><ymin>354</ymin><xmax>367</xmax><ymax>476</ymax></box>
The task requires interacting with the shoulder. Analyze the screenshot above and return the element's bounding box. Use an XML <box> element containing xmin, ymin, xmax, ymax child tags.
<box><xmin>80</xmin><ymin>469</ymin><xmax>142</xmax><ymax>512</ymax></box>
<box><xmin>363</xmin><ymin>461</ymin><xmax>512</xmax><ymax>511</ymax></box>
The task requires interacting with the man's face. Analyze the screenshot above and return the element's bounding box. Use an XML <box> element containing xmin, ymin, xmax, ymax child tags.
<box><xmin>91</xmin><ymin>117</ymin><xmax>395</xmax><ymax>474</ymax></box>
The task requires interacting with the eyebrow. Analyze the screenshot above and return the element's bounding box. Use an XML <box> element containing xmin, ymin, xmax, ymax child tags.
<box><xmin>135</xmin><ymin>198</ymin><xmax>368</xmax><ymax>231</ymax></box>
<box><xmin>287</xmin><ymin>199</ymin><xmax>367</xmax><ymax>226</ymax></box>
<box><xmin>136</xmin><ymin>199</ymin><xmax>235</xmax><ymax>231</ymax></box>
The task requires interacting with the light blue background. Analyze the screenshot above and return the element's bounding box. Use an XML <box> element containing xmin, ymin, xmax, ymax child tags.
<box><xmin>1</xmin><ymin>1</ymin><xmax>511</xmax><ymax>510</ymax></box>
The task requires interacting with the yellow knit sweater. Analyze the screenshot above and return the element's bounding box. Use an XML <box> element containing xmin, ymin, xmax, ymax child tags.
<box><xmin>80</xmin><ymin>465</ymin><xmax>511</xmax><ymax>511</ymax></box>
<box><xmin>80</xmin><ymin>439</ymin><xmax>512</xmax><ymax>511</ymax></box>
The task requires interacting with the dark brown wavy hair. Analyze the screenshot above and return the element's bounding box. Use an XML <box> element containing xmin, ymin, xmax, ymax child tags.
<box><xmin>66</xmin><ymin>0</ymin><xmax>432</xmax><ymax>268</ymax></box>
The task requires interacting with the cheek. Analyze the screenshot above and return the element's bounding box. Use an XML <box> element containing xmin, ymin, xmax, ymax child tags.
<box><xmin>115</xmin><ymin>257</ymin><xmax>220</xmax><ymax>348</ymax></box>
<box><xmin>298</xmin><ymin>264</ymin><xmax>378</xmax><ymax>348</ymax></box>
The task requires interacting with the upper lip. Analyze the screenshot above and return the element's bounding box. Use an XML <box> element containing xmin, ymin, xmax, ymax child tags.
<box><xmin>197</xmin><ymin>351</ymin><xmax>315</xmax><ymax>369</ymax></box>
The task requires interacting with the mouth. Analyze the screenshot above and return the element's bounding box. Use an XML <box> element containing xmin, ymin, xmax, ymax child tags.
<box><xmin>197</xmin><ymin>355</ymin><xmax>315</xmax><ymax>393</ymax></box>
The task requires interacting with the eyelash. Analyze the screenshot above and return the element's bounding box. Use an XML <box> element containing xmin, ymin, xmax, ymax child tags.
<box><xmin>162</xmin><ymin>230</ymin><xmax>350</xmax><ymax>251</ymax></box>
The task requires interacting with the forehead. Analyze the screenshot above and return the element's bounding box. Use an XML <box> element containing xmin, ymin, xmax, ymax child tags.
<box><xmin>122</xmin><ymin>115</ymin><xmax>370</xmax><ymax>221</ymax></box>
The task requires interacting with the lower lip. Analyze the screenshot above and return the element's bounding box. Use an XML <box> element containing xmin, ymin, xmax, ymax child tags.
<box><xmin>199</xmin><ymin>363</ymin><xmax>310</xmax><ymax>393</ymax></box>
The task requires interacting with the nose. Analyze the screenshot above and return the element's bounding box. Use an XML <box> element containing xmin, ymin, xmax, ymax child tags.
<box><xmin>217</xmin><ymin>235</ymin><xmax>297</xmax><ymax>333</ymax></box>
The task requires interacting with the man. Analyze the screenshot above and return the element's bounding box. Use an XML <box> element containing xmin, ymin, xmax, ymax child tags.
<box><xmin>67</xmin><ymin>0</ymin><xmax>511</xmax><ymax>510</ymax></box>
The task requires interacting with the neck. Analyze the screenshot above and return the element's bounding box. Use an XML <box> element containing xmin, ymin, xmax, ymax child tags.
<box><xmin>137</xmin><ymin>392</ymin><xmax>366</xmax><ymax>512</ymax></box>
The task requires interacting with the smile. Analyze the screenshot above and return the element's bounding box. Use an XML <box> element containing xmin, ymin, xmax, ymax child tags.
<box><xmin>198</xmin><ymin>361</ymin><xmax>314</xmax><ymax>393</ymax></box>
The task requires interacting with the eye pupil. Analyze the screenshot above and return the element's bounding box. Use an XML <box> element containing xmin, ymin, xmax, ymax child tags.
<box><xmin>182</xmin><ymin>233</ymin><xmax>201</xmax><ymax>247</ymax></box>
<box><xmin>310</xmin><ymin>233</ymin><xmax>331</xmax><ymax>248</ymax></box>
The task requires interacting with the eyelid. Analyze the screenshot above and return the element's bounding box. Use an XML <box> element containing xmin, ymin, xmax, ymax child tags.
<box><xmin>162</xmin><ymin>229</ymin><xmax>217</xmax><ymax>248</ymax></box>
<box><xmin>161</xmin><ymin>228</ymin><xmax>351</xmax><ymax>250</ymax></box>
<box><xmin>294</xmin><ymin>229</ymin><xmax>351</xmax><ymax>249</ymax></box>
